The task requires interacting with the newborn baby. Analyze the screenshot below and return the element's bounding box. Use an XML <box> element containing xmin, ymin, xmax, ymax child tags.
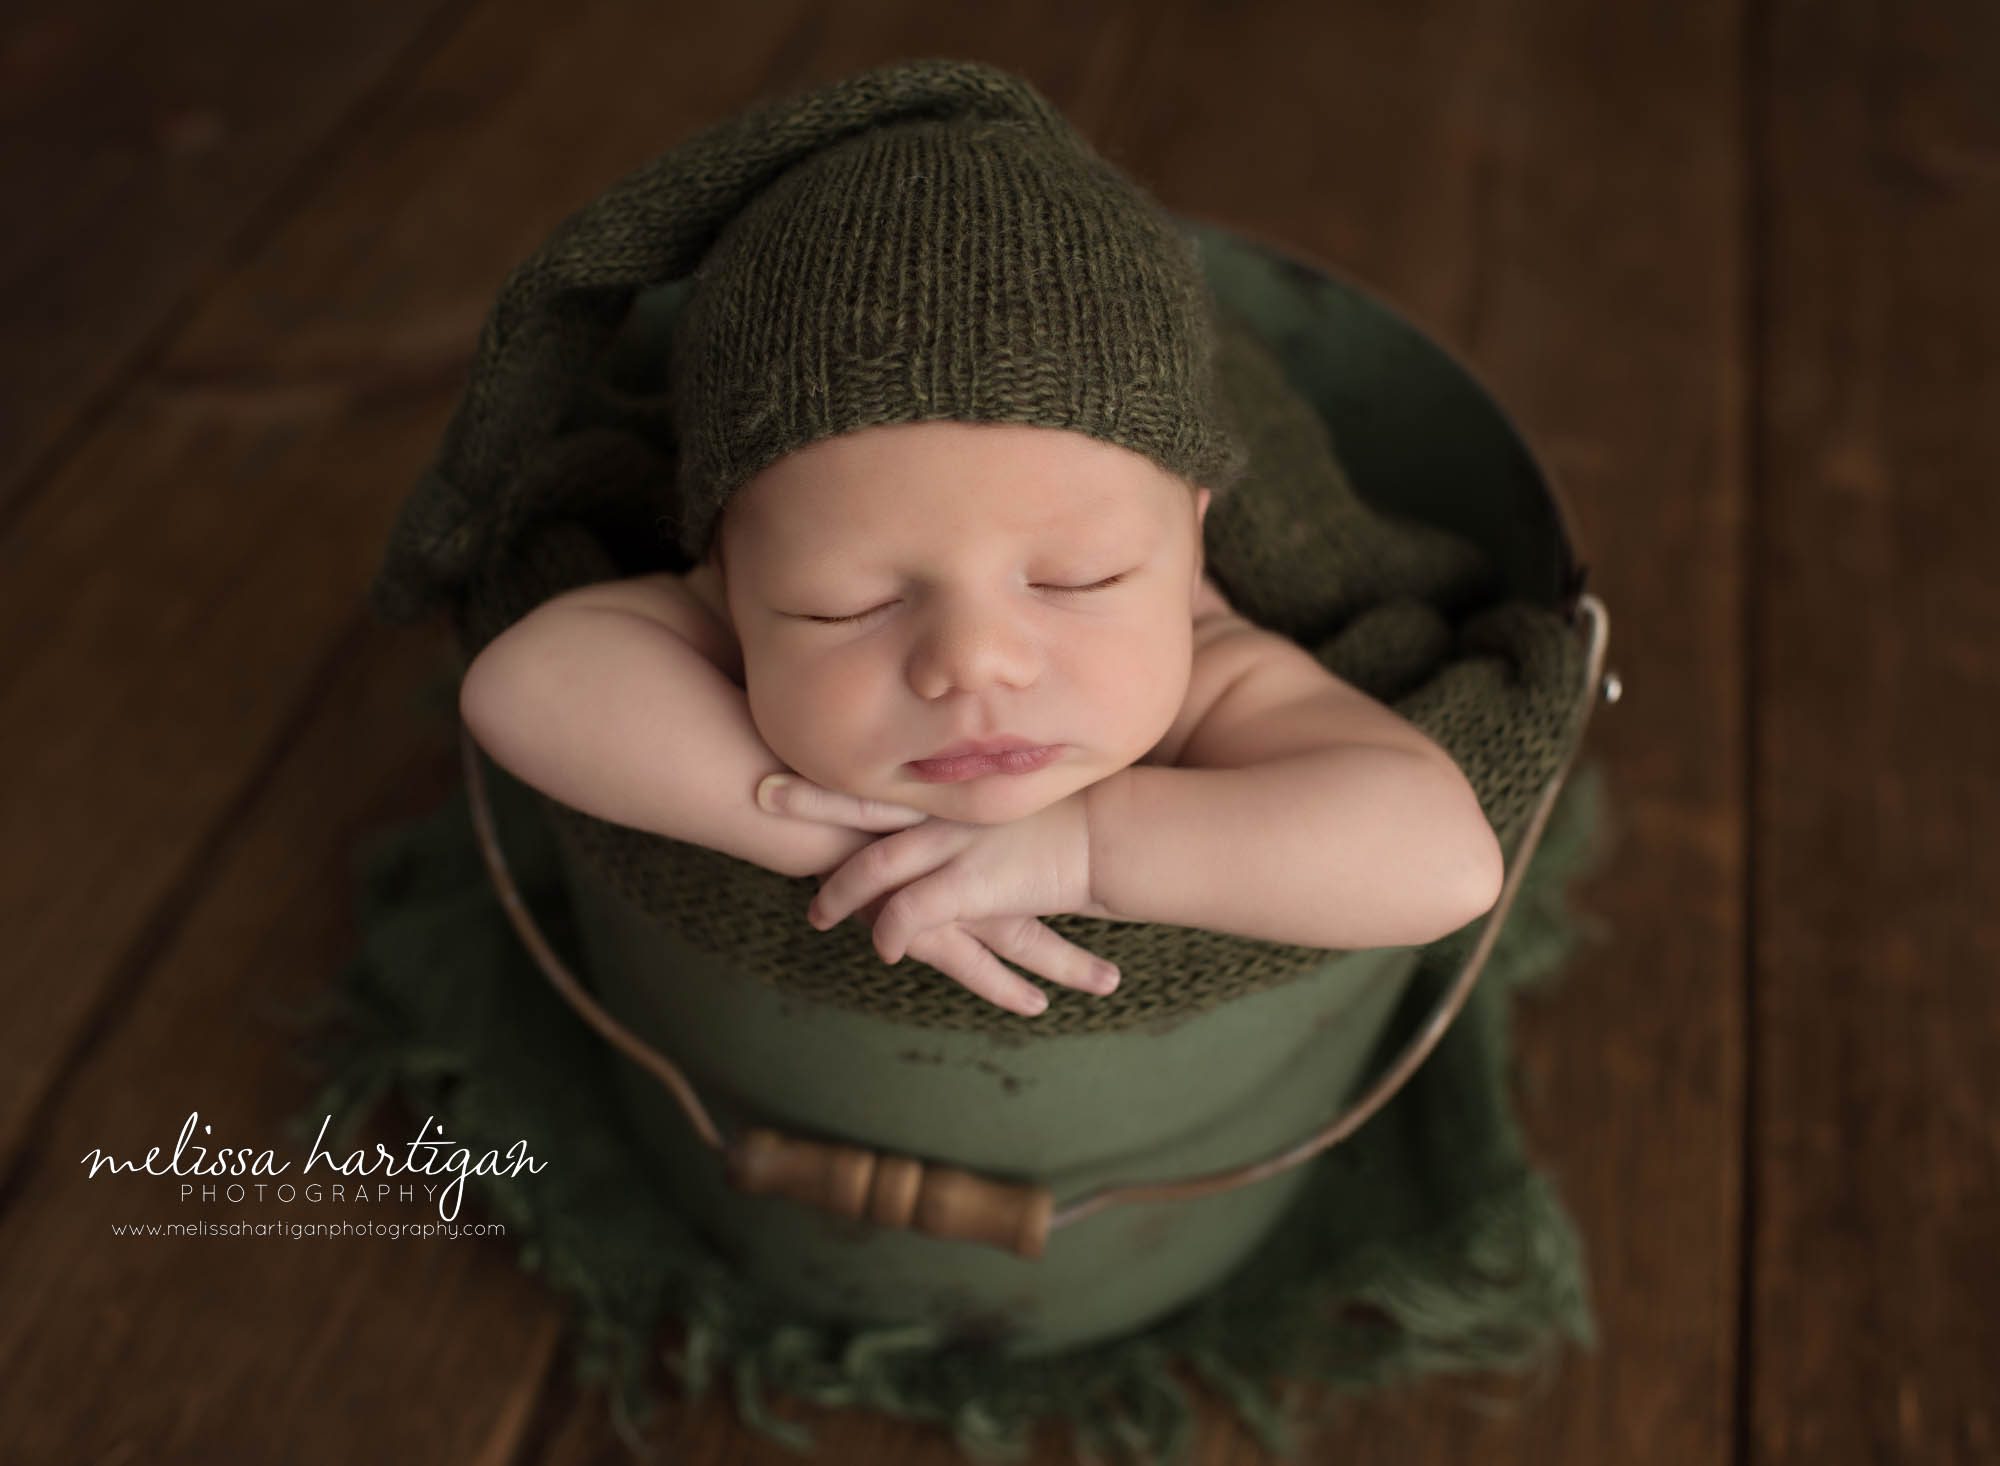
<box><xmin>454</xmin><ymin>58</ymin><xmax>1503</xmax><ymax>1016</ymax></box>
<box><xmin>461</xmin><ymin>417</ymin><xmax>1503</xmax><ymax>1016</ymax></box>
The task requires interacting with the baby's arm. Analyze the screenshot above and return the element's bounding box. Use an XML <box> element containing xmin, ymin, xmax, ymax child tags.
<box><xmin>458</xmin><ymin>575</ymin><xmax>871</xmax><ymax>881</ymax></box>
<box><xmin>1084</xmin><ymin>628</ymin><xmax>1507</xmax><ymax>951</ymax></box>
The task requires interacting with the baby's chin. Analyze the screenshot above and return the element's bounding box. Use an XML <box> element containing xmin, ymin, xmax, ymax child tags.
<box><xmin>903</xmin><ymin>783</ymin><xmax>1062</xmax><ymax>826</ymax></box>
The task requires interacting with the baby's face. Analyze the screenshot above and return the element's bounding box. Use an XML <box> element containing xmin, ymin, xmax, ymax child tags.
<box><xmin>711</xmin><ymin>420</ymin><xmax>1212</xmax><ymax>825</ymax></box>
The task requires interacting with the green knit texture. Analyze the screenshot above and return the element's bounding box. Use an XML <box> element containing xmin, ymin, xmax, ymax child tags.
<box><xmin>288</xmin><ymin>745</ymin><xmax>1613</xmax><ymax>1463</ymax></box>
<box><xmin>669</xmin><ymin>84</ymin><xmax>1247</xmax><ymax>565</ymax></box>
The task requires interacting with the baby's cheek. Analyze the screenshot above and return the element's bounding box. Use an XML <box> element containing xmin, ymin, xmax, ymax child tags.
<box><xmin>1099</xmin><ymin>625</ymin><xmax>1189</xmax><ymax>730</ymax></box>
<box><xmin>755</xmin><ymin>661</ymin><xmax>878</xmax><ymax>781</ymax></box>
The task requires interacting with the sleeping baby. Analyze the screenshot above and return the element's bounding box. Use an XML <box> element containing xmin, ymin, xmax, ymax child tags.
<box><xmin>457</xmin><ymin>59</ymin><xmax>1503</xmax><ymax>1018</ymax></box>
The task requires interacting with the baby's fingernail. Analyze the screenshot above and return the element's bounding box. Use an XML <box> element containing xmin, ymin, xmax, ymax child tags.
<box><xmin>1022</xmin><ymin>992</ymin><xmax>1049</xmax><ymax>1016</ymax></box>
<box><xmin>1093</xmin><ymin>965</ymin><xmax>1121</xmax><ymax>994</ymax></box>
<box><xmin>757</xmin><ymin>775</ymin><xmax>791</xmax><ymax>813</ymax></box>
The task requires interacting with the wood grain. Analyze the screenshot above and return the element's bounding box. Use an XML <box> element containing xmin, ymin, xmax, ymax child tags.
<box><xmin>0</xmin><ymin>623</ymin><xmax>570</xmax><ymax>1462</ymax></box>
<box><xmin>1755</xmin><ymin>2</ymin><xmax>2000</xmax><ymax>1461</ymax></box>
<box><xmin>0</xmin><ymin>0</ymin><xmax>464</xmax><ymax>521</ymax></box>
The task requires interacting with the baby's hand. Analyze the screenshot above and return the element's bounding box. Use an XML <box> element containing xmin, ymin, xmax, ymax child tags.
<box><xmin>756</xmin><ymin>774</ymin><xmax>1118</xmax><ymax>1017</ymax></box>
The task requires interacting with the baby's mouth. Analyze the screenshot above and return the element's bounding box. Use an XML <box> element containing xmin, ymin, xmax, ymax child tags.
<box><xmin>904</xmin><ymin>744</ymin><xmax>1063</xmax><ymax>783</ymax></box>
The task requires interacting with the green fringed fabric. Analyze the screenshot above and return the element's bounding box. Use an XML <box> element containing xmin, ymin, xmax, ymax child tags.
<box><xmin>290</xmin><ymin>709</ymin><xmax>1615</xmax><ymax>1465</ymax></box>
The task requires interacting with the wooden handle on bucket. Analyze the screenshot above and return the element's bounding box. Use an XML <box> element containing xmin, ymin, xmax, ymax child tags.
<box><xmin>725</xmin><ymin>1126</ymin><xmax>1053</xmax><ymax>1259</ymax></box>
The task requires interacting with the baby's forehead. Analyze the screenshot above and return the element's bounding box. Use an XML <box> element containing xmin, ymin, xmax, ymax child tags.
<box><xmin>728</xmin><ymin>490</ymin><xmax>1160</xmax><ymax>563</ymax></box>
<box><xmin>713</xmin><ymin>420</ymin><xmax>1190</xmax><ymax>567</ymax></box>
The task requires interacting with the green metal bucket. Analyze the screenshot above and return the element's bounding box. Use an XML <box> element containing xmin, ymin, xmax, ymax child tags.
<box><xmin>561</xmin><ymin>827</ymin><xmax>1424</xmax><ymax>1356</ymax></box>
<box><xmin>477</xmin><ymin>221</ymin><xmax>1597</xmax><ymax>1358</ymax></box>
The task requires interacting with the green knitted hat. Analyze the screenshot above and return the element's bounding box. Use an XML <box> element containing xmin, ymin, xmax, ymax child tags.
<box><xmin>663</xmin><ymin>58</ymin><xmax>1248</xmax><ymax>565</ymax></box>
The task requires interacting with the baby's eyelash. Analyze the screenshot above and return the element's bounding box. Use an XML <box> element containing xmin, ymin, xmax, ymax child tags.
<box><xmin>804</xmin><ymin>573</ymin><xmax>1129</xmax><ymax>626</ymax></box>
<box><xmin>1047</xmin><ymin>572</ymin><xmax>1129</xmax><ymax>595</ymax></box>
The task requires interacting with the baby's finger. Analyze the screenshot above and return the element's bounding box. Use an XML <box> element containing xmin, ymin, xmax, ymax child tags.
<box><xmin>906</xmin><ymin>926</ymin><xmax>1051</xmax><ymax>1017</ymax></box>
<box><xmin>871</xmin><ymin>871</ymin><xmax>977</xmax><ymax>964</ymax></box>
<box><xmin>971</xmin><ymin>915</ymin><xmax>1121</xmax><ymax>997</ymax></box>
<box><xmin>758</xmin><ymin>774</ymin><xmax>927</xmax><ymax>832</ymax></box>
<box><xmin>810</xmin><ymin>828</ymin><xmax>936</xmax><ymax>931</ymax></box>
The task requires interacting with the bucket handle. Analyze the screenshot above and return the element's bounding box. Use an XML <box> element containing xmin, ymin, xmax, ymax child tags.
<box><xmin>462</xmin><ymin>595</ymin><xmax>1612</xmax><ymax>1260</ymax></box>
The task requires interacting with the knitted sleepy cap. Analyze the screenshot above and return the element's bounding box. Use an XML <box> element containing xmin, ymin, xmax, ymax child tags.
<box><xmin>663</xmin><ymin>57</ymin><xmax>1248</xmax><ymax>566</ymax></box>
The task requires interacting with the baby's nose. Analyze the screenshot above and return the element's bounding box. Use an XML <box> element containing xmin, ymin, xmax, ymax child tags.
<box><xmin>908</xmin><ymin>606</ymin><xmax>1040</xmax><ymax>697</ymax></box>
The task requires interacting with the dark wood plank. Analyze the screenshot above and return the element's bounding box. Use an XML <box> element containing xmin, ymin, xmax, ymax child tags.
<box><xmin>0</xmin><ymin>0</ymin><xmax>464</xmax><ymax>521</ymax></box>
<box><xmin>526</xmin><ymin>2</ymin><xmax>1749</xmax><ymax>1462</ymax></box>
<box><xmin>0</xmin><ymin>375</ymin><xmax>437</xmax><ymax>1188</ymax></box>
<box><xmin>1756</xmin><ymin>3</ymin><xmax>2000</xmax><ymax>1461</ymax></box>
<box><xmin>0</xmin><ymin>622</ymin><xmax>572</xmax><ymax>1463</ymax></box>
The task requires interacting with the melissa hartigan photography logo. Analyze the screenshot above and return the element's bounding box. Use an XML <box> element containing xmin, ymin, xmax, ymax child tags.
<box><xmin>80</xmin><ymin>1111</ymin><xmax>545</xmax><ymax>1233</ymax></box>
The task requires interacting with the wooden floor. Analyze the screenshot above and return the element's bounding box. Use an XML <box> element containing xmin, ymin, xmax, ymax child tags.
<box><xmin>3</xmin><ymin>1</ymin><xmax>1995</xmax><ymax>1461</ymax></box>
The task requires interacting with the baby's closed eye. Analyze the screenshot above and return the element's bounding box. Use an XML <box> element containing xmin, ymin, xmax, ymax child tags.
<box><xmin>798</xmin><ymin>572</ymin><xmax>1133</xmax><ymax>625</ymax></box>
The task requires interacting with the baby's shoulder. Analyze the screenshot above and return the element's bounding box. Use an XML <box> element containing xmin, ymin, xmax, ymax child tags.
<box><xmin>547</xmin><ymin>568</ymin><xmax>741</xmax><ymax>681</ymax></box>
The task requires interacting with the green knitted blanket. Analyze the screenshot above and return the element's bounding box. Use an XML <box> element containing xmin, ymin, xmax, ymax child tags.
<box><xmin>292</xmin><ymin>746</ymin><xmax>1610</xmax><ymax>1462</ymax></box>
